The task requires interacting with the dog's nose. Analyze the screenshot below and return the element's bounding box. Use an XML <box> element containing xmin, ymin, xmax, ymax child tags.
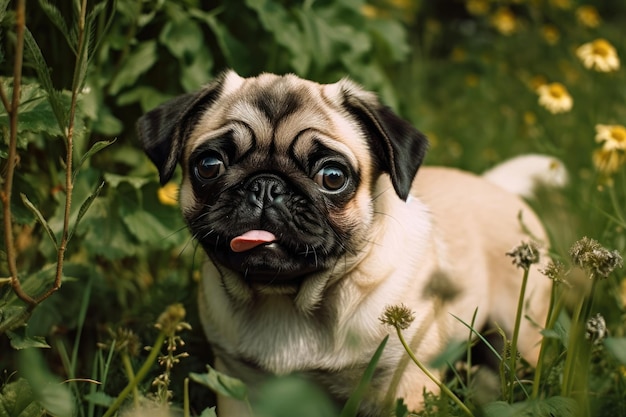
<box><xmin>245</xmin><ymin>174</ymin><xmax>287</xmax><ymax>207</ymax></box>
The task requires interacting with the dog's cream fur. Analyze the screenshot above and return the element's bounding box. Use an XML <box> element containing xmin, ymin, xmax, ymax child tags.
<box><xmin>137</xmin><ymin>71</ymin><xmax>556</xmax><ymax>416</ymax></box>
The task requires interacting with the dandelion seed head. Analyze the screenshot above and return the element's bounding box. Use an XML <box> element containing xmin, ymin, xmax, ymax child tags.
<box><xmin>540</xmin><ymin>260</ymin><xmax>567</xmax><ymax>284</ymax></box>
<box><xmin>380</xmin><ymin>304</ymin><xmax>415</xmax><ymax>330</ymax></box>
<box><xmin>569</xmin><ymin>237</ymin><xmax>623</xmax><ymax>279</ymax></box>
<box><xmin>585</xmin><ymin>313</ymin><xmax>608</xmax><ymax>345</ymax></box>
<box><xmin>506</xmin><ymin>241</ymin><xmax>540</xmax><ymax>270</ymax></box>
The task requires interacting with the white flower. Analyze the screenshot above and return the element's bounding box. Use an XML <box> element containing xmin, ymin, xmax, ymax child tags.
<box><xmin>576</xmin><ymin>39</ymin><xmax>620</xmax><ymax>72</ymax></box>
<box><xmin>537</xmin><ymin>82</ymin><xmax>573</xmax><ymax>114</ymax></box>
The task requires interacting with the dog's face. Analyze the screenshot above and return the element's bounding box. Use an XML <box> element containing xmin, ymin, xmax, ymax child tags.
<box><xmin>137</xmin><ymin>71</ymin><xmax>427</xmax><ymax>299</ymax></box>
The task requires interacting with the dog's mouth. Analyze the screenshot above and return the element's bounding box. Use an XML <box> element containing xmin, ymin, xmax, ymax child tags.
<box><xmin>208</xmin><ymin>229</ymin><xmax>322</xmax><ymax>284</ymax></box>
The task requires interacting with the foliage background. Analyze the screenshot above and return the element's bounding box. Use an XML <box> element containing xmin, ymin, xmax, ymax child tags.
<box><xmin>1</xmin><ymin>0</ymin><xmax>626</xmax><ymax>416</ymax></box>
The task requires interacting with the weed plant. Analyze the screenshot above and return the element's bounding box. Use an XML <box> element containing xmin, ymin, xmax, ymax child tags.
<box><xmin>1</xmin><ymin>1</ymin><xmax>626</xmax><ymax>416</ymax></box>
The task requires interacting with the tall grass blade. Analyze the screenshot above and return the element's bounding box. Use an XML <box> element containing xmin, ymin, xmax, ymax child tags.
<box><xmin>339</xmin><ymin>335</ymin><xmax>389</xmax><ymax>417</ymax></box>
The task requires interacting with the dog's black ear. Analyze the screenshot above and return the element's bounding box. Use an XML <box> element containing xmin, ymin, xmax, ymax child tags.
<box><xmin>136</xmin><ymin>76</ymin><xmax>227</xmax><ymax>185</ymax></box>
<box><xmin>341</xmin><ymin>83</ymin><xmax>428</xmax><ymax>201</ymax></box>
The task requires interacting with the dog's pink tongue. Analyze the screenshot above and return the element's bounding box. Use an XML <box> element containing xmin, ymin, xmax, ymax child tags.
<box><xmin>230</xmin><ymin>230</ymin><xmax>276</xmax><ymax>252</ymax></box>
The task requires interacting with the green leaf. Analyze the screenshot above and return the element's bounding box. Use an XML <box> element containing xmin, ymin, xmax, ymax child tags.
<box><xmin>244</xmin><ymin>0</ymin><xmax>309</xmax><ymax>74</ymax></box>
<box><xmin>159</xmin><ymin>17</ymin><xmax>204</xmax><ymax>60</ymax></box>
<box><xmin>20</xmin><ymin>193</ymin><xmax>58</xmax><ymax>248</ymax></box>
<box><xmin>340</xmin><ymin>335</ymin><xmax>388</xmax><ymax>417</ymax></box>
<box><xmin>604</xmin><ymin>337</ymin><xmax>626</xmax><ymax>364</ymax></box>
<box><xmin>18</xmin><ymin>349</ymin><xmax>75</xmax><ymax>417</ymax></box>
<box><xmin>37</xmin><ymin>0</ymin><xmax>75</xmax><ymax>52</ymax></box>
<box><xmin>109</xmin><ymin>40</ymin><xmax>158</xmax><ymax>94</ymax></box>
<box><xmin>23</xmin><ymin>27</ymin><xmax>68</xmax><ymax>134</ymax></box>
<box><xmin>103</xmin><ymin>173</ymin><xmax>151</xmax><ymax>189</ymax></box>
<box><xmin>7</xmin><ymin>328</ymin><xmax>50</xmax><ymax>350</ymax></box>
<box><xmin>254</xmin><ymin>376</ymin><xmax>338</xmax><ymax>417</ymax></box>
<box><xmin>198</xmin><ymin>407</ymin><xmax>218</xmax><ymax>417</ymax></box>
<box><xmin>0</xmin><ymin>378</ymin><xmax>44</xmax><ymax>417</ymax></box>
<box><xmin>199</xmin><ymin>12</ymin><xmax>248</xmax><ymax>74</ymax></box>
<box><xmin>74</xmin><ymin>139</ymin><xmax>117</xmax><ymax>180</ymax></box>
<box><xmin>190</xmin><ymin>365</ymin><xmax>249</xmax><ymax>402</ymax></box>
<box><xmin>0</xmin><ymin>80</ymin><xmax>66</xmax><ymax>139</ymax></box>
<box><xmin>483</xmin><ymin>397</ymin><xmax>577</xmax><ymax>417</ymax></box>
<box><xmin>83</xmin><ymin>392</ymin><xmax>115</xmax><ymax>407</ymax></box>
<box><xmin>68</xmin><ymin>180</ymin><xmax>105</xmax><ymax>242</ymax></box>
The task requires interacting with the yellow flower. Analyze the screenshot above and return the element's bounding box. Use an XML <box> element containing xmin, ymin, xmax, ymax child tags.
<box><xmin>466</xmin><ymin>0</ymin><xmax>490</xmax><ymax>16</ymax></box>
<box><xmin>542</xmin><ymin>24</ymin><xmax>560</xmax><ymax>45</ymax></box>
<box><xmin>576</xmin><ymin>39</ymin><xmax>620</xmax><ymax>72</ymax></box>
<box><xmin>593</xmin><ymin>147</ymin><xmax>626</xmax><ymax>176</ymax></box>
<box><xmin>158</xmin><ymin>182</ymin><xmax>179</xmax><ymax>206</ymax></box>
<box><xmin>490</xmin><ymin>8</ymin><xmax>517</xmax><ymax>36</ymax></box>
<box><xmin>576</xmin><ymin>5</ymin><xmax>601</xmax><ymax>28</ymax></box>
<box><xmin>450</xmin><ymin>46</ymin><xmax>467</xmax><ymax>63</ymax></box>
<box><xmin>537</xmin><ymin>82</ymin><xmax>573</xmax><ymax>114</ymax></box>
<box><xmin>596</xmin><ymin>124</ymin><xmax>626</xmax><ymax>151</ymax></box>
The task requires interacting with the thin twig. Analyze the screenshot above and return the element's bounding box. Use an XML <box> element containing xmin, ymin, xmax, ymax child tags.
<box><xmin>35</xmin><ymin>0</ymin><xmax>89</xmax><ymax>305</ymax></box>
<box><xmin>0</xmin><ymin>0</ymin><xmax>36</xmax><ymax>307</ymax></box>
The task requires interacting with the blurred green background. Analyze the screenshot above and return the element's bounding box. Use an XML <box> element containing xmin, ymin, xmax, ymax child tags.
<box><xmin>1</xmin><ymin>0</ymin><xmax>626</xmax><ymax>416</ymax></box>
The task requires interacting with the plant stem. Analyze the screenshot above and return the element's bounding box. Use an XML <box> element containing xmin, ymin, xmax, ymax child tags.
<box><xmin>395</xmin><ymin>327</ymin><xmax>474</xmax><ymax>417</ymax></box>
<box><xmin>561</xmin><ymin>277</ymin><xmax>597</xmax><ymax>398</ymax></box>
<box><xmin>102</xmin><ymin>331</ymin><xmax>167</xmax><ymax>417</ymax></box>
<box><xmin>532</xmin><ymin>282</ymin><xmax>565</xmax><ymax>398</ymax></box>
<box><xmin>35</xmin><ymin>0</ymin><xmax>88</xmax><ymax>305</ymax></box>
<box><xmin>508</xmin><ymin>267</ymin><xmax>530</xmax><ymax>402</ymax></box>
<box><xmin>0</xmin><ymin>0</ymin><xmax>36</xmax><ymax>307</ymax></box>
<box><xmin>121</xmin><ymin>353</ymin><xmax>140</xmax><ymax>408</ymax></box>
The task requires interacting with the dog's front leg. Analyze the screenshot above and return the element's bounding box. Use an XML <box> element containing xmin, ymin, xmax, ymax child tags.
<box><xmin>214</xmin><ymin>358</ymin><xmax>253</xmax><ymax>417</ymax></box>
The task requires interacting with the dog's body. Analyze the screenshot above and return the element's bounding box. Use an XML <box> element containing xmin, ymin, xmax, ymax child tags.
<box><xmin>137</xmin><ymin>71</ymin><xmax>558</xmax><ymax>416</ymax></box>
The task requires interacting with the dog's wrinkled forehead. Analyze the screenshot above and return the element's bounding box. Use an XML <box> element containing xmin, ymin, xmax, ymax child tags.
<box><xmin>185</xmin><ymin>72</ymin><xmax>366</xmax><ymax>167</ymax></box>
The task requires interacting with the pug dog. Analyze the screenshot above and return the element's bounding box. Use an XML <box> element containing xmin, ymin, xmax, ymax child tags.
<box><xmin>137</xmin><ymin>70</ymin><xmax>556</xmax><ymax>416</ymax></box>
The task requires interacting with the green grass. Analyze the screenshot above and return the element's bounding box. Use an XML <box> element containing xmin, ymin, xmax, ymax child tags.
<box><xmin>1</xmin><ymin>0</ymin><xmax>626</xmax><ymax>416</ymax></box>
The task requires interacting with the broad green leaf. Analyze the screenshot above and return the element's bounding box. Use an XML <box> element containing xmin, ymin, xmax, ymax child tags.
<box><xmin>180</xmin><ymin>49</ymin><xmax>214</xmax><ymax>92</ymax></box>
<box><xmin>200</xmin><ymin>12</ymin><xmax>248</xmax><ymax>74</ymax></box>
<box><xmin>103</xmin><ymin>173</ymin><xmax>151</xmax><ymax>189</ymax></box>
<box><xmin>367</xmin><ymin>19</ymin><xmax>410</xmax><ymax>62</ymax></box>
<box><xmin>198</xmin><ymin>407</ymin><xmax>218</xmax><ymax>417</ymax></box>
<box><xmin>190</xmin><ymin>365</ymin><xmax>249</xmax><ymax>402</ymax></box>
<box><xmin>18</xmin><ymin>349</ymin><xmax>75</xmax><ymax>417</ymax></box>
<box><xmin>6</xmin><ymin>328</ymin><xmax>50</xmax><ymax>350</ymax></box>
<box><xmin>109</xmin><ymin>40</ymin><xmax>158</xmax><ymax>94</ymax></box>
<box><xmin>340</xmin><ymin>335</ymin><xmax>388</xmax><ymax>417</ymax></box>
<box><xmin>483</xmin><ymin>397</ymin><xmax>577</xmax><ymax>417</ymax></box>
<box><xmin>604</xmin><ymin>337</ymin><xmax>626</xmax><ymax>364</ymax></box>
<box><xmin>20</xmin><ymin>193</ymin><xmax>58</xmax><ymax>248</ymax></box>
<box><xmin>0</xmin><ymin>378</ymin><xmax>44</xmax><ymax>417</ymax></box>
<box><xmin>244</xmin><ymin>0</ymin><xmax>309</xmax><ymax>74</ymax></box>
<box><xmin>254</xmin><ymin>376</ymin><xmax>338</xmax><ymax>417</ymax></box>
<box><xmin>116</xmin><ymin>86</ymin><xmax>172</xmax><ymax>111</ymax></box>
<box><xmin>120</xmin><ymin>209</ymin><xmax>175</xmax><ymax>244</ymax></box>
<box><xmin>159</xmin><ymin>17</ymin><xmax>204</xmax><ymax>60</ymax></box>
<box><xmin>83</xmin><ymin>392</ymin><xmax>115</xmax><ymax>407</ymax></box>
<box><xmin>0</xmin><ymin>80</ymin><xmax>65</xmax><ymax>139</ymax></box>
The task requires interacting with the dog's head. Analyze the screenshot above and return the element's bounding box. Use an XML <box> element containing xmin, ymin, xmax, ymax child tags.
<box><xmin>137</xmin><ymin>71</ymin><xmax>427</xmax><ymax>300</ymax></box>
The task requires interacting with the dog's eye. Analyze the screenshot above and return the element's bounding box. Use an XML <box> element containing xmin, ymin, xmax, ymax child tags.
<box><xmin>195</xmin><ymin>153</ymin><xmax>225</xmax><ymax>181</ymax></box>
<box><xmin>314</xmin><ymin>165</ymin><xmax>347</xmax><ymax>192</ymax></box>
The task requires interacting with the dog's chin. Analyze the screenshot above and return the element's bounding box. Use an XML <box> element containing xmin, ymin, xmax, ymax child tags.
<box><xmin>210</xmin><ymin>243</ymin><xmax>324</xmax><ymax>286</ymax></box>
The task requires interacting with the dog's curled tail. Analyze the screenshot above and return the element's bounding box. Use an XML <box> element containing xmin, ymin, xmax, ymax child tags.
<box><xmin>482</xmin><ymin>154</ymin><xmax>568</xmax><ymax>199</ymax></box>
